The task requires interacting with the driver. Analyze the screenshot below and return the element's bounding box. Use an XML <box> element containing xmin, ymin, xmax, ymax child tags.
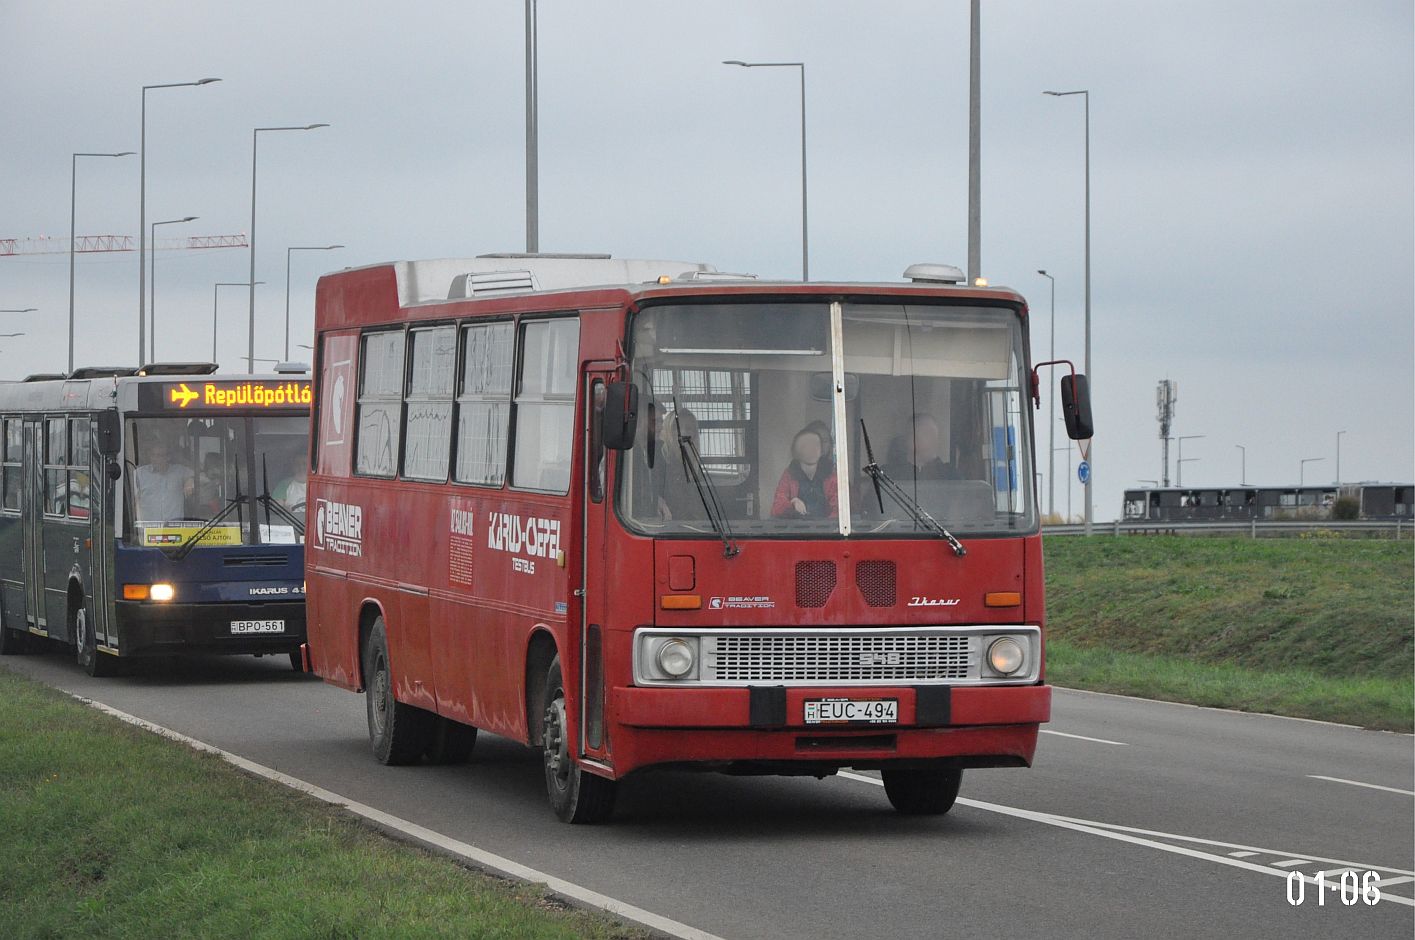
<box><xmin>272</xmin><ymin>450</ymin><xmax>307</xmax><ymax>511</ymax></box>
<box><xmin>133</xmin><ymin>440</ymin><xmax>194</xmax><ymax>521</ymax></box>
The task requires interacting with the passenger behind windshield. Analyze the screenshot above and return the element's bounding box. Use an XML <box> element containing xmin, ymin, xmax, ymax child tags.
<box><xmin>133</xmin><ymin>440</ymin><xmax>194</xmax><ymax>521</ymax></box>
<box><xmin>885</xmin><ymin>414</ymin><xmax>962</xmax><ymax>482</ymax></box>
<box><xmin>771</xmin><ymin>426</ymin><xmax>837</xmax><ymax>519</ymax></box>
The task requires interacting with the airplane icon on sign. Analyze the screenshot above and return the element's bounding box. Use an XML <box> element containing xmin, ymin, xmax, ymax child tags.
<box><xmin>169</xmin><ymin>383</ymin><xmax>199</xmax><ymax>408</ymax></box>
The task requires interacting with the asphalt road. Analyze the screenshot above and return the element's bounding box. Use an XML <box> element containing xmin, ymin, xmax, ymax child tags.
<box><xmin>6</xmin><ymin>649</ymin><xmax>1412</xmax><ymax>939</ymax></box>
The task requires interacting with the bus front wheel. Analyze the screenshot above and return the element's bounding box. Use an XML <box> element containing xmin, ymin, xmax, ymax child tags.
<box><xmin>363</xmin><ymin>617</ymin><xmax>432</xmax><ymax>765</ymax></box>
<box><xmin>541</xmin><ymin>655</ymin><xmax>616</xmax><ymax>824</ymax></box>
<box><xmin>881</xmin><ymin>764</ymin><xmax>963</xmax><ymax>815</ymax></box>
<box><xmin>73</xmin><ymin>603</ymin><xmax>119</xmax><ymax>678</ymax></box>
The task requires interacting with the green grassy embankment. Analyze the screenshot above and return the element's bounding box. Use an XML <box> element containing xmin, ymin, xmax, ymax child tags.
<box><xmin>1042</xmin><ymin>536</ymin><xmax>1413</xmax><ymax>731</ymax></box>
<box><xmin>0</xmin><ymin>668</ymin><xmax>642</xmax><ymax>939</ymax></box>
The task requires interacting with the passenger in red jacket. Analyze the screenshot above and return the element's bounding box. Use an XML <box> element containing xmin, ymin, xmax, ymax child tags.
<box><xmin>771</xmin><ymin>427</ymin><xmax>838</xmax><ymax>519</ymax></box>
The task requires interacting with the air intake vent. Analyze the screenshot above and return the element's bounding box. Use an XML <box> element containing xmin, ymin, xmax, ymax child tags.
<box><xmin>855</xmin><ymin>560</ymin><xmax>897</xmax><ymax>607</ymax></box>
<box><xmin>448</xmin><ymin>270</ymin><xmax>537</xmax><ymax>298</ymax></box>
<box><xmin>223</xmin><ymin>553</ymin><xmax>286</xmax><ymax>567</ymax></box>
<box><xmin>795</xmin><ymin>561</ymin><xmax>837</xmax><ymax>609</ymax></box>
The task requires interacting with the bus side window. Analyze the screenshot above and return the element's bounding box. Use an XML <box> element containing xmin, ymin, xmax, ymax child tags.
<box><xmin>589</xmin><ymin>380</ymin><xmax>605</xmax><ymax>503</ymax></box>
<box><xmin>44</xmin><ymin>417</ymin><xmax>67</xmax><ymax>515</ymax></box>
<box><xmin>355</xmin><ymin>330</ymin><xmax>406</xmax><ymax>478</ymax></box>
<box><xmin>402</xmin><ymin>325</ymin><xmax>456</xmax><ymax>481</ymax></box>
<box><xmin>454</xmin><ymin>321</ymin><xmax>513</xmax><ymax>487</ymax></box>
<box><xmin>512</xmin><ymin>318</ymin><xmax>579</xmax><ymax>494</ymax></box>
<box><xmin>68</xmin><ymin>418</ymin><xmax>92</xmax><ymax>519</ymax></box>
<box><xmin>1</xmin><ymin>418</ymin><xmax>19</xmax><ymax>512</ymax></box>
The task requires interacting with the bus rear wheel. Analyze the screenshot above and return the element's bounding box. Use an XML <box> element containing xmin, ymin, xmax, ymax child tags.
<box><xmin>881</xmin><ymin>765</ymin><xmax>963</xmax><ymax>815</ymax></box>
<box><xmin>541</xmin><ymin>655</ymin><xmax>616</xmax><ymax>824</ymax></box>
<box><xmin>363</xmin><ymin>616</ymin><xmax>431</xmax><ymax>765</ymax></box>
<box><xmin>73</xmin><ymin>603</ymin><xmax>119</xmax><ymax>678</ymax></box>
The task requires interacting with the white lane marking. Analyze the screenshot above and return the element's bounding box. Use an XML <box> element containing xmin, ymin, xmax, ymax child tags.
<box><xmin>1228</xmin><ymin>850</ymin><xmax>1260</xmax><ymax>858</ymax></box>
<box><xmin>837</xmin><ymin>772</ymin><xmax>1414</xmax><ymax>907</ymax></box>
<box><xmin>1272</xmin><ymin>859</ymin><xmax>1312</xmax><ymax>868</ymax></box>
<box><xmin>1376</xmin><ymin>876</ymin><xmax>1415</xmax><ymax>888</ymax></box>
<box><xmin>1308</xmin><ymin>774</ymin><xmax>1415</xmax><ymax>796</ymax></box>
<box><xmin>73</xmin><ymin>695</ymin><xmax>724</xmax><ymax>940</ymax></box>
<box><xmin>1040</xmin><ymin>729</ymin><xmax>1129</xmax><ymax>746</ymax></box>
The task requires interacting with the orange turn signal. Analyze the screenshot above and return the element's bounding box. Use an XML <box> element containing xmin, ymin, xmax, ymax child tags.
<box><xmin>984</xmin><ymin>591</ymin><xmax>1022</xmax><ymax>608</ymax></box>
<box><xmin>122</xmin><ymin>584</ymin><xmax>150</xmax><ymax>600</ymax></box>
<box><xmin>660</xmin><ymin>594</ymin><xmax>702</xmax><ymax>610</ymax></box>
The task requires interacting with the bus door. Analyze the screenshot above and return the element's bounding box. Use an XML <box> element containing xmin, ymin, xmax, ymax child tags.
<box><xmin>579</xmin><ymin>369</ymin><xmax>614</xmax><ymax>763</ymax></box>
<box><xmin>20</xmin><ymin>419</ymin><xmax>46</xmax><ymax>632</ymax></box>
<box><xmin>87</xmin><ymin>416</ymin><xmax>114</xmax><ymax>647</ymax></box>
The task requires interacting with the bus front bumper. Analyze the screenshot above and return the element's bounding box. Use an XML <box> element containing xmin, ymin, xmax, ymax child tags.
<box><xmin>606</xmin><ymin>683</ymin><xmax>1049</xmax><ymax>777</ymax></box>
<box><xmin>113</xmin><ymin>600</ymin><xmax>306</xmax><ymax>657</ymax></box>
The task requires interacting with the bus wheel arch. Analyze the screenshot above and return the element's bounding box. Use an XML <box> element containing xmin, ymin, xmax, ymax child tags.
<box><xmin>70</xmin><ymin>578</ymin><xmax>116</xmax><ymax>677</ymax></box>
<box><xmin>525</xmin><ymin>629</ymin><xmax>558</xmax><ymax>748</ymax></box>
<box><xmin>355</xmin><ymin>600</ymin><xmax>386</xmax><ymax>692</ymax></box>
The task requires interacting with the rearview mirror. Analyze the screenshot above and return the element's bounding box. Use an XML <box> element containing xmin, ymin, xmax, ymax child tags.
<box><xmin>95</xmin><ymin>409</ymin><xmax>122</xmax><ymax>457</ymax></box>
<box><xmin>1061</xmin><ymin>374</ymin><xmax>1094</xmax><ymax>440</ymax></box>
<box><xmin>809</xmin><ymin>372</ymin><xmax>859</xmax><ymax>402</ymax></box>
<box><xmin>600</xmin><ymin>382</ymin><xmax>639</xmax><ymax>451</ymax></box>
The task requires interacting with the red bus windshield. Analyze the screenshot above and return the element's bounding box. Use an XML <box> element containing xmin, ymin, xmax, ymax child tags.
<box><xmin>620</xmin><ymin>301</ymin><xmax>1035</xmax><ymax>538</ymax></box>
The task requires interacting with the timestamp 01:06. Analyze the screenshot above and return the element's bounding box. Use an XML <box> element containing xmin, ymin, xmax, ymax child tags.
<box><xmin>1286</xmin><ymin>870</ymin><xmax>1383</xmax><ymax>906</ymax></box>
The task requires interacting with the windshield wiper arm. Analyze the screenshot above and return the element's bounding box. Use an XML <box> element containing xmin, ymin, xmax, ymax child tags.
<box><xmin>859</xmin><ymin>419</ymin><xmax>965</xmax><ymax>557</ymax></box>
<box><xmin>172</xmin><ymin>464</ymin><xmax>246</xmax><ymax>560</ymax></box>
<box><xmin>676</xmin><ymin>423</ymin><xmax>740</xmax><ymax>559</ymax></box>
<box><xmin>258</xmin><ymin>454</ymin><xmax>306</xmax><ymax>537</ymax></box>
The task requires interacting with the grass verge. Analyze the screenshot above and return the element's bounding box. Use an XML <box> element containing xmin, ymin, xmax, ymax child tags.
<box><xmin>1043</xmin><ymin>536</ymin><xmax>1413</xmax><ymax>731</ymax></box>
<box><xmin>0</xmin><ymin>667</ymin><xmax>643</xmax><ymax>940</ymax></box>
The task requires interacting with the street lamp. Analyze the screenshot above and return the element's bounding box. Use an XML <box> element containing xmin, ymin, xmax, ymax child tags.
<box><xmin>1299</xmin><ymin>457</ymin><xmax>1324</xmax><ymax>487</ymax></box>
<box><xmin>285</xmin><ymin>245</ymin><xmax>343</xmax><ymax>359</ymax></box>
<box><xmin>138</xmin><ymin>77</ymin><xmax>221</xmax><ymax>365</ymax></box>
<box><xmin>0</xmin><ymin>309</ymin><xmax>36</xmax><ymax>314</ymax></box>
<box><xmin>1335</xmin><ymin>430</ymin><xmax>1346</xmax><ymax>486</ymax></box>
<box><xmin>149</xmin><ymin>216</ymin><xmax>197</xmax><ymax>362</ymax></box>
<box><xmin>213</xmin><ymin>281</ymin><xmax>263</xmax><ymax>363</ymax></box>
<box><xmin>70</xmin><ymin>151</ymin><xmax>134</xmax><ymax>373</ymax></box>
<box><xmin>1235</xmin><ymin>444</ymin><xmax>1246</xmax><ymax>485</ymax></box>
<box><xmin>1037</xmin><ymin>269</ymin><xmax>1056</xmax><ymax>518</ymax></box>
<box><xmin>1053</xmin><ymin>445</ymin><xmax>1072</xmax><ymax>522</ymax></box>
<box><xmin>525</xmin><ymin>0</ymin><xmax>539</xmax><ymax>252</ymax></box>
<box><xmin>1176</xmin><ymin>434</ymin><xmax>1204</xmax><ymax>486</ymax></box>
<box><xmin>1177</xmin><ymin>457</ymin><xmax>1200</xmax><ymax>485</ymax></box>
<box><xmin>248</xmin><ymin>123</ymin><xmax>329</xmax><ymax>373</ymax></box>
<box><xmin>724</xmin><ymin>59</ymin><xmax>809</xmax><ymax>281</ymax></box>
<box><xmin>1045</xmin><ymin>88</ymin><xmax>1091</xmax><ymax>533</ymax></box>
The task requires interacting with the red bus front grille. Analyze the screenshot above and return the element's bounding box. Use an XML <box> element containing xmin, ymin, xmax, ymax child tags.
<box><xmin>795</xmin><ymin>561</ymin><xmax>837</xmax><ymax>608</ymax></box>
<box><xmin>854</xmin><ymin>560</ymin><xmax>897</xmax><ymax>607</ymax></box>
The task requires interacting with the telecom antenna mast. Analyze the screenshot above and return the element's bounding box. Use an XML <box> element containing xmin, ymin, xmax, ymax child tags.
<box><xmin>1157</xmin><ymin>379</ymin><xmax>1177</xmax><ymax>487</ymax></box>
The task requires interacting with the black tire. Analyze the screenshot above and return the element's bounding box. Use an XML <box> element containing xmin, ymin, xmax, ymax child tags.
<box><xmin>541</xmin><ymin>655</ymin><xmax>616</xmax><ymax>824</ymax></box>
<box><xmin>424</xmin><ymin>715</ymin><xmax>478</xmax><ymax>765</ymax></box>
<box><xmin>288</xmin><ymin>649</ymin><xmax>304</xmax><ymax>672</ymax></box>
<box><xmin>74</xmin><ymin>600</ymin><xmax>119</xmax><ymax>678</ymax></box>
<box><xmin>881</xmin><ymin>765</ymin><xmax>963</xmax><ymax>816</ymax></box>
<box><xmin>363</xmin><ymin>616</ymin><xmax>432</xmax><ymax>765</ymax></box>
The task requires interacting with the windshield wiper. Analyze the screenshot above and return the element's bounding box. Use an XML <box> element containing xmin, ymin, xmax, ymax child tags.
<box><xmin>859</xmin><ymin>419</ymin><xmax>966</xmax><ymax>557</ymax></box>
<box><xmin>674</xmin><ymin>406</ymin><xmax>739</xmax><ymax>558</ymax></box>
<box><xmin>259</xmin><ymin>454</ymin><xmax>306</xmax><ymax>538</ymax></box>
<box><xmin>172</xmin><ymin>463</ymin><xmax>245</xmax><ymax>561</ymax></box>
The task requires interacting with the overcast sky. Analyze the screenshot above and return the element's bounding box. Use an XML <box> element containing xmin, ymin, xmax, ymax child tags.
<box><xmin>2</xmin><ymin>0</ymin><xmax>1411</xmax><ymax>519</ymax></box>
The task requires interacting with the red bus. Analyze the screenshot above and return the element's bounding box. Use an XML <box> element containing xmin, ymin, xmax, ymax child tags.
<box><xmin>305</xmin><ymin>254</ymin><xmax>1091</xmax><ymax>823</ymax></box>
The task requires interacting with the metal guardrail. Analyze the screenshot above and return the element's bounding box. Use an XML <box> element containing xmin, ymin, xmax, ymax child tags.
<box><xmin>1043</xmin><ymin>519</ymin><xmax>1409</xmax><ymax>538</ymax></box>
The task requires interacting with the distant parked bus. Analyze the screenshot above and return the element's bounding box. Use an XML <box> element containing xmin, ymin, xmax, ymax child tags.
<box><xmin>305</xmin><ymin>254</ymin><xmax>1091</xmax><ymax>822</ymax></box>
<box><xmin>0</xmin><ymin>364</ymin><xmax>310</xmax><ymax>675</ymax></box>
<box><xmin>1122</xmin><ymin>484</ymin><xmax>1411</xmax><ymax>523</ymax></box>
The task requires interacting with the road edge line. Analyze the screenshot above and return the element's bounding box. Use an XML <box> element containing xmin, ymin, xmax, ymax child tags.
<box><xmin>70</xmin><ymin>693</ymin><xmax>724</xmax><ymax>940</ymax></box>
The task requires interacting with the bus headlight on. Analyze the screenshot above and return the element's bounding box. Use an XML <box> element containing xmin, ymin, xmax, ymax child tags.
<box><xmin>987</xmin><ymin>636</ymin><xmax>1025</xmax><ymax>676</ymax></box>
<box><xmin>656</xmin><ymin>638</ymin><xmax>696</xmax><ymax>678</ymax></box>
<box><xmin>148</xmin><ymin>583</ymin><xmax>176</xmax><ymax>602</ymax></box>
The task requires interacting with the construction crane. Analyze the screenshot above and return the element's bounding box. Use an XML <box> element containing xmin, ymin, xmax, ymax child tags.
<box><xmin>0</xmin><ymin>234</ymin><xmax>248</xmax><ymax>256</ymax></box>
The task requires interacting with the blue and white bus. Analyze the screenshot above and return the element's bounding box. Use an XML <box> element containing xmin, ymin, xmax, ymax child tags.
<box><xmin>0</xmin><ymin>364</ymin><xmax>309</xmax><ymax>675</ymax></box>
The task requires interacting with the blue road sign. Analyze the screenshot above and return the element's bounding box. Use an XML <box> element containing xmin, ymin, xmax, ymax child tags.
<box><xmin>1077</xmin><ymin>460</ymin><xmax>1090</xmax><ymax>485</ymax></box>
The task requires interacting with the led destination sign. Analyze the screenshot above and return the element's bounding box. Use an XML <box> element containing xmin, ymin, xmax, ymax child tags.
<box><xmin>140</xmin><ymin>380</ymin><xmax>312</xmax><ymax>412</ymax></box>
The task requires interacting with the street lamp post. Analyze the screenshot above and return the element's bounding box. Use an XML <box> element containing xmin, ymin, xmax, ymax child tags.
<box><xmin>149</xmin><ymin>216</ymin><xmax>197</xmax><ymax>362</ymax></box>
<box><xmin>1177</xmin><ymin>457</ymin><xmax>1200</xmax><ymax>485</ymax></box>
<box><xmin>285</xmin><ymin>245</ymin><xmax>343</xmax><ymax>360</ymax></box>
<box><xmin>1236</xmin><ymin>444</ymin><xmax>1246</xmax><ymax>485</ymax></box>
<box><xmin>213</xmin><ymin>281</ymin><xmax>262</xmax><ymax>363</ymax></box>
<box><xmin>1054</xmin><ymin>445</ymin><xmax>1072</xmax><ymax>522</ymax></box>
<box><xmin>1335</xmin><ymin>430</ymin><xmax>1347</xmax><ymax>486</ymax></box>
<box><xmin>248</xmin><ymin>124</ymin><xmax>329</xmax><ymax>373</ymax></box>
<box><xmin>138</xmin><ymin>78</ymin><xmax>220</xmax><ymax>366</ymax></box>
<box><xmin>70</xmin><ymin>151</ymin><xmax>134</xmax><ymax>373</ymax></box>
<box><xmin>1176</xmin><ymin>434</ymin><xmax>1204</xmax><ymax>486</ymax></box>
<box><xmin>1045</xmin><ymin>88</ymin><xmax>1091</xmax><ymax>533</ymax></box>
<box><xmin>724</xmin><ymin>59</ymin><xmax>809</xmax><ymax>280</ymax></box>
<box><xmin>525</xmin><ymin>0</ymin><xmax>538</xmax><ymax>253</ymax></box>
<box><xmin>1299</xmin><ymin>457</ymin><xmax>1324</xmax><ymax>487</ymax></box>
<box><xmin>1037</xmin><ymin>269</ymin><xmax>1056</xmax><ymax>518</ymax></box>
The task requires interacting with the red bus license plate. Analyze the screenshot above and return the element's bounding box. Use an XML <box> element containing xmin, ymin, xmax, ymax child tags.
<box><xmin>803</xmin><ymin>697</ymin><xmax>898</xmax><ymax>725</ymax></box>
